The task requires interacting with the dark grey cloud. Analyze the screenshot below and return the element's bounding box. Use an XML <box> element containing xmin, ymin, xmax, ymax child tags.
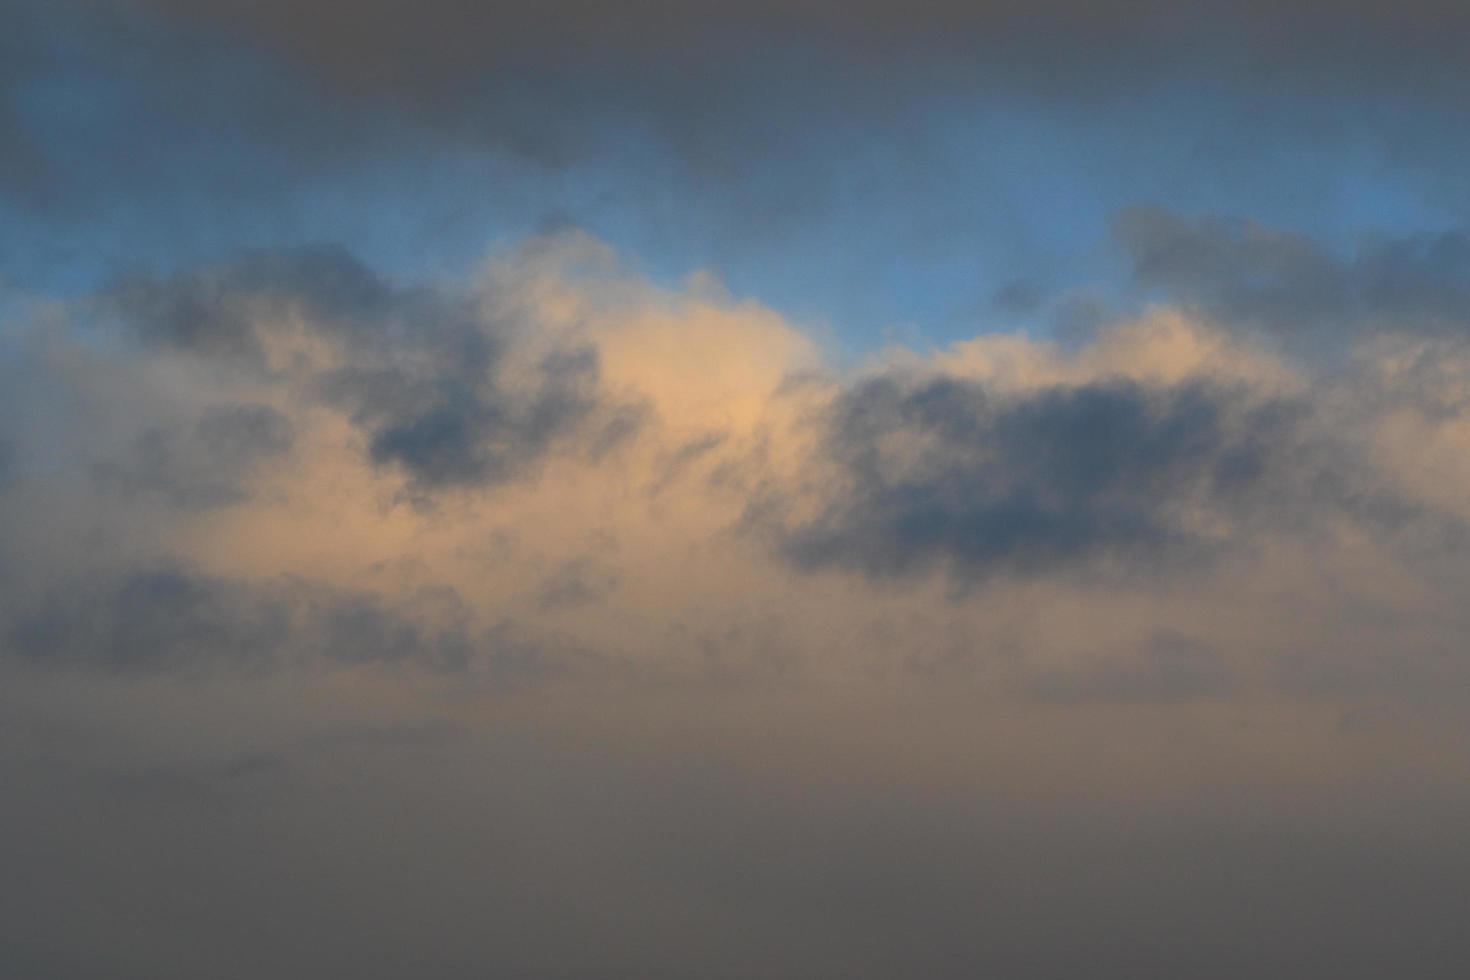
<box><xmin>121</xmin><ymin>0</ymin><xmax>1470</xmax><ymax>105</ymax></box>
<box><xmin>1117</xmin><ymin>206</ymin><xmax>1470</xmax><ymax>341</ymax></box>
<box><xmin>0</xmin><ymin>1</ymin><xmax>59</xmax><ymax>197</ymax></box>
<box><xmin>6</xmin><ymin>564</ymin><xmax>291</xmax><ymax>673</ymax></box>
<box><xmin>82</xmin><ymin>0</ymin><xmax>1470</xmax><ymax>236</ymax></box>
<box><xmin>989</xmin><ymin>278</ymin><xmax>1047</xmax><ymax>316</ymax></box>
<box><xmin>105</xmin><ymin>244</ymin><xmax>393</xmax><ymax>359</ymax></box>
<box><xmin>775</xmin><ymin>373</ymin><xmax>1319</xmax><ymax>583</ymax></box>
<box><xmin>12</xmin><ymin>0</ymin><xmax>1470</xmax><ymax>223</ymax></box>
<box><xmin>343</xmin><ymin>345</ymin><xmax>603</xmax><ymax>493</ymax></box>
<box><xmin>105</xmin><ymin>244</ymin><xmax>630</xmax><ymax>492</ymax></box>
<box><xmin>2</xmin><ymin>563</ymin><xmax>475</xmax><ymax>674</ymax></box>
<box><xmin>0</xmin><ymin>94</ymin><xmax>44</xmax><ymax>200</ymax></box>
<box><xmin>14</xmin><ymin>0</ymin><xmax>1470</xmax><ymax>350</ymax></box>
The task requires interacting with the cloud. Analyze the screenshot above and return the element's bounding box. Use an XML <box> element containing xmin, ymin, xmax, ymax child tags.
<box><xmin>118</xmin><ymin>0</ymin><xmax>1470</xmax><ymax>106</ymax></box>
<box><xmin>15</xmin><ymin>6</ymin><xmax>1470</xmax><ymax>973</ymax></box>
<box><xmin>5</xmin><ymin>232</ymin><xmax>1468</xmax><ymax>689</ymax></box>
<box><xmin>7</xmin><ymin>564</ymin><xmax>291</xmax><ymax>673</ymax></box>
<box><xmin>105</xmin><ymin>244</ymin><xmax>394</xmax><ymax>359</ymax></box>
<box><xmin>100</xmin><ymin>241</ymin><xmax>636</xmax><ymax>493</ymax></box>
<box><xmin>91</xmin><ymin>402</ymin><xmax>293</xmax><ymax>509</ymax></box>
<box><xmin>772</xmin><ymin>372</ymin><xmax>1317</xmax><ymax>582</ymax></box>
<box><xmin>345</xmin><ymin>344</ymin><xmax>604</xmax><ymax>492</ymax></box>
<box><xmin>0</xmin><ymin>230</ymin><xmax>1468</xmax><ymax>717</ymax></box>
<box><xmin>9</xmin><ymin>233</ymin><xmax>1470</xmax><ymax>977</ymax></box>
<box><xmin>2</xmin><ymin>562</ymin><xmax>477</xmax><ymax>674</ymax></box>
<box><xmin>14</xmin><ymin>0</ymin><xmax>1470</xmax><ymax>238</ymax></box>
<box><xmin>1117</xmin><ymin>206</ymin><xmax>1470</xmax><ymax>341</ymax></box>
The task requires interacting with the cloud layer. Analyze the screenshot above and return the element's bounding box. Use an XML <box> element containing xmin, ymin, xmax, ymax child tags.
<box><xmin>10</xmin><ymin>7</ymin><xmax>1470</xmax><ymax>969</ymax></box>
<box><xmin>4</xmin><ymin>232</ymin><xmax>1468</xmax><ymax>688</ymax></box>
<box><xmin>7</xmin><ymin>226</ymin><xmax>1470</xmax><ymax>976</ymax></box>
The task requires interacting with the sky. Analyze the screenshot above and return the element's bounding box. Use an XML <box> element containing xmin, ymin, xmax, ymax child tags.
<box><xmin>5</xmin><ymin>1</ymin><xmax>1470</xmax><ymax>976</ymax></box>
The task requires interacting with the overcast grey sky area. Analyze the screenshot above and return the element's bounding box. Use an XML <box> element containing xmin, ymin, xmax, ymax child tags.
<box><xmin>5</xmin><ymin>2</ymin><xmax>1470</xmax><ymax>976</ymax></box>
